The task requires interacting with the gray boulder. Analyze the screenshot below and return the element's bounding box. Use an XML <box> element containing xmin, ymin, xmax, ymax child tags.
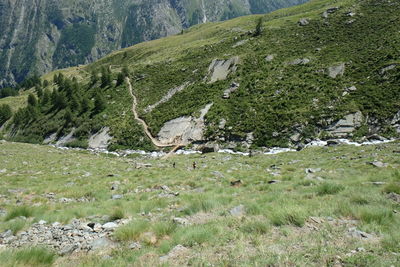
<box><xmin>230</xmin><ymin>205</ymin><xmax>246</xmax><ymax>217</ymax></box>
<box><xmin>327</xmin><ymin>111</ymin><xmax>363</xmax><ymax>137</ymax></box>
<box><xmin>298</xmin><ymin>18</ymin><xmax>309</xmax><ymax>26</ymax></box>
<box><xmin>328</xmin><ymin>63</ymin><xmax>346</xmax><ymax>78</ymax></box>
<box><xmin>90</xmin><ymin>237</ymin><xmax>114</xmax><ymax>251</ymax></box>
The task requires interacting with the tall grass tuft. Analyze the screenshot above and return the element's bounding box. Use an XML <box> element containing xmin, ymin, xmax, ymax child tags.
<box><xmin>316</xmin><ymin>182</ymin><xmax>345</xmax><ymax>196</ymax></box>
<box><xmin>5</xmin><ymin>206</ymin><xmax>33</xmax><ymax>221</ymax></box>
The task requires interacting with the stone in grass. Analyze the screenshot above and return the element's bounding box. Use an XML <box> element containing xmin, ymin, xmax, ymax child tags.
<box><xmin>102</xmin><ymin>222</ymin><xmax>118</xmax><ymax>230</ymax></box>
<box><xmin>230</xmin><ymin>205</ymin><xmax>246</xmax><ymax>217</ymax></box>
<box><xmin>129</xmin><ymin>242</ymin><xmax>142</xmax><ymax>250</ymax></box>
<box><xmin>347</xmin><ymin>227</ymin><xmax>373</xmax><ymax>239</ymax></box>
<box><xmin>298</xmin><ymin>18</ymin><xmax>309</xmax><ymax>26</ymax></box>
<box><xmin>230</xmin><ymin>180</ymin><xmax>243</xmax><ymax>187</ymax></box>
<box><xmin>173</xmin><ymin>217</ymin><xmax>190</xmax><ymax>226</ymax></box>
<box><xmin>160</xmin><ymin>245</ymin><xmax>190</xmax><ymax>262</ymax></box>
<box><xmin>141</xmin><ymin>232</ymin><xmax>157</xmax><ymax>245</ymax></box>
<box><xmin>90</xmin><ymin>237</ymin><xmax>114</xmax><ymax>251</ymax></box>
<box><xmin>112</xmin><ymin>194</ymin><xmax>123</xmax><ymax>200</ymax></box>
<box><xmin>305</xmin><ymin>168</ymin><xmax>322</xmax><ymax>174</ymax></box>
<box><xmin>59</xmin><ymin>244</ymin><xmax>78</xmax><ymax>256</ymax></box>
<box><xmin>368</xmin><ymin>161</ymin><xmax>388</xmax><ymax>168</ymax></box>
<box><xmin>268</xmin><ymin>180</ymin><xmax>281</xmax><ymax>184</ymax></box>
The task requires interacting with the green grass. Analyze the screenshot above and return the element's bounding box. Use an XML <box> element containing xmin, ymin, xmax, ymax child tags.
<box><xmin>0</xmin><ymin>110</ymin><xmax>399</xmax><ymax>266</ymax></box>
<box><xmin>383</xmin><ymin>183</ymin><xmax>400</xmax><ymax>194</ymax></box>
<box><xmin>316</xmin><ymin>182</ymin><xmax>345</xmax><ymax>196</ymax></box>
<box><xmin>269</xmin><ymin>206</ymin><xmax>307</xmax><ymax>227</ymax></box>
<box><xmin>114</xmin><ymin>220</ymin><xmax>149</xmax><ymax>242</ymax></box>
<box><xmin>5</xmin><ymin>206</ymin><xmax>33</xmax><ymax>221</ymax></box>
<box><xmin>0</xmin><ymin>247</ymin><xmax>57</xmax><ymax>267</ymax></box>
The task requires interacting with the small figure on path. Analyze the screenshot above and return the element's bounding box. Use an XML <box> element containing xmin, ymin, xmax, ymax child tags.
<box><xmin>173</xmin><ymin>162</ymin><xmax>176</xmax><ymax>168</ymax></box>
<box><xmin>192</xmin><ymin>162</ymin><xmax>197</xmax><ymax>170</ymax></box>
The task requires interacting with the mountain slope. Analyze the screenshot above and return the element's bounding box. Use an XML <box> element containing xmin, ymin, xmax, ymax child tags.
<box><xmin>0</xmin><ymin>0</ymin><xmax>308</xmax><ymax>87</ymax></box>
<box><xmin>1</xmin><ymin>0</ymin><xmax>399</xmax><ymax>151</ymax></box>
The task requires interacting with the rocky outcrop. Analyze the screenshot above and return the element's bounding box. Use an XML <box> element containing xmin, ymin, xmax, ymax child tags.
<box><xmin>0</xmin><ymin>218</ymin><xmax>129</xmax><ymax>255</ymax></box>
<box><xmin>392</xmin><ymin>110</ymin><xmax>400</xmax><ymax>133</ymax></box>
<box><xmin>328</xmin><ymin>63</ymin><xmax>346</xmax><ymax>78</ymax></box>
<box><xmin>144</xmin><ymin>82</ymin><xmax>190</xmax><ymax>113</ymax></box>
<box><xmin>88</xmin><ymin>127</ymin><xmax>112</xmax><ymax>149</ymax></box>
<box><xmin>157</xmin><ymin>103</ymin><xmax>213</xmax><ymax>145</ymax></box>
<box><xmin>327</xmin><ymin>111</ymin><xmax>363</xmax><ymax>137</ymax></box>
<box><xmin>206</xmin><ymin>57</ymin><xmax>240</xmax><ymax>83</ymax></box>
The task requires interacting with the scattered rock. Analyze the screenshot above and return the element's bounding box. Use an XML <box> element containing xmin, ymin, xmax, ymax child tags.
<box><xmin>327</xmin><ymin>140</ymin><xmax>340</xmax><ymax>146</ymax></box>
<box><xmin>327</xmin><ymin>111</ymin><xmax>363</xmax><ymax>137</ymax></box>
<box><xmin>305</xmin><ymin>168</ymin><xmax>322</xmax><ymax>174</ymax></box>
<box><xmin>207</xmin><ymin>57</ymin><xmax>240</xmax><ymax>83</ymax></box>
<box><xmin>102</xmin><ymin>222</ymin><xmax>118</xmax><ymax>230</ymax></box>
<box><xmin>230</xmin><ymin>180</ymin><xmax>243</xmax><ymax>187</ymax></box>
<box><xmin>173</xmin><ymin>217</ymin><xmax>190</xmax><ymax>226</ymax></box>
<box><xmin>289</xmin><ymin>58</ymin><xmax>310</xmax><ymax>65</ymax></box>
<box><xmin>232</xmin><ymin>39</ymin><xmax>248</xmax><ymax>48</ymax></box>
<box><xmin>290</xmin><ymin>133</ymin><xmax>301</xmax><ymax>143</ymax></box>
<box><xmin>380</xmin><ymin>64</ymin><xmax>397</xmax><ymax>75</ymax></box>
<box><xmin>368</xmin><ymin>161</ymin><xmax>388</xmax><ymax>168</ymax></box>
<box><xmin>387</xmin><ymin>192</ymin><xmax>400</xmax><ymax>203</ymax></box>
<box><xmin>90</xmin><ymin>237</ymin><xmax>114</xmax><ymax>251</ymax></box>
<box><xmin>268</xmin><ymin>180</ymin><xmax>281</xmax><ymax>184</ymax></box>
<box><xmin>230</xmin><ymin>205</ymin><xmax>246</xmax><ymax>217</ymax></box>
<box><xmin>129</xmin><ymin>242</ymin><xmax>142</xmax><ymax>250</ymax></box>
<box><xmin>328</xmin><ymin>63</ymin><xmax>346</xmax><ymax>78</ymax></box>
<box><xmin>88</xmin><ymin>127</ymin><xmax>112</xmax><ymax>150</ymax></box>
<box><xmin>298</xmin><ymin>18</ymin><xmax>309</xmax><ymax>26</ymax></box>
<box><xmin>366</xmin><ymin>134</ymin><xmax>386</xmax><ymax>142</ymax></box>
<box><xmin>112</xmin><ymin>194</ymin><xmax>123</xmax><ymax>200</ymax></box>
<box><xmin>160</xmin><ymin>245</ymin><xmax>190</xmax><ymax>262</ymax></box>
<box><xmin>136</xmin><ymin>163</ymin><xmax>152</xmax><ymax>169</ymax></box>
<box><xmin>347</xmin><ymin>227</ymin><xmax>374</xmax><ymax>239</ymax></box>
<box><xmin>265</xmin><ymin>54</ymin><xmax>275</xmax><ymax>62</ymax></box>
<box><xmin>223</xmin><ymin>82</ymin><xmax>240</xmax><ymax>99</ymax></box>
<box><xmin>60</xmin><ymin>244</ymin><xmax>78</xmax><ymax>256</ymax></box>
<box><xmin>201</xmin><ymin>143</ymin><xmax>219</xmax><ymax>154</ymax></box>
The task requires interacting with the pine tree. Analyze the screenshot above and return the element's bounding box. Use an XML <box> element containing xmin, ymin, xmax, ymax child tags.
<box><xmin>94</xmin><ymin>92</ymin><xmax>106</xmax><ymax>113</ymax></box>
<box><xmin>64</xmin><ymin>108</ymin><xmax>73</xmax><ymax>125</ymax></box>
<box><xmin>254</xmin><ymin>17</ymin><xmax>263</xmax><ymax>37</ymax></box>
<box><xmin>101</xmin><ymin>67</ymin><xmax>112</xmax><ymax>88</ymax></box>
<box><xmin>0</xmin><ymin>104</ymin><xmax>12</xmax><ymax>126</ymax></box>
<box><xmin>90</xmin><ymin>70</ymin><xmax>98</xmax><ymax>86</ymax></box>
<box><xmin>28</xmin><ymin>93</ymin><xmax>38</xmax><ymax>107</ymax></box>
<box><xmin>35</xmin><ymin>85</ymin><xmax>43</xmax><ymax>99</ymax></box>
<box><xmin>116</xmin><ymin>72</ymin><xmax>125</xmax><ymax>87</ymax></box>
<box><xmin>80</xmin><ymin>96</ymin><xmax>92</xmax><ymax>113</ymax></box>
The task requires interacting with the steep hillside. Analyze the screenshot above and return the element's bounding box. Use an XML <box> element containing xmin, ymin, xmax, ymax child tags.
<box><xmin>1</xmin><ymin>0</ymin><xmax>399</xmax><ymax>151</ymax></box>
<box><xmin>0</xmin><ymin>0</ymin><xmax>307</xmax><ymax>87</ymax></box>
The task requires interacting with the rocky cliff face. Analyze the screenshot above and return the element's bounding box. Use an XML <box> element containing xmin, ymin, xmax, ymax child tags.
<box><xmin>0</xmin><ymin>0</ymin><xmax>307</xmax><ymax>87</ymax></box>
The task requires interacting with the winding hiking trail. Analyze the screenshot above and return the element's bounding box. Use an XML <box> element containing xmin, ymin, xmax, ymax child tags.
<box><xmin>126</xmin><ymin>77</ymin><xmax>184</xmax><ymax>153</ymax></box>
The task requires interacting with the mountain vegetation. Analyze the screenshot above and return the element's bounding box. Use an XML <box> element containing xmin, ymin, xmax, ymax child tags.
<box><xmin>0</xmin><ymin>0</ymin><xmax>399</xmax><ymax>151</ymax></box>
<box><xmin>0</xmin><ymin>0</ymin><xmax>307</xmax><ymax>87</ymax></box>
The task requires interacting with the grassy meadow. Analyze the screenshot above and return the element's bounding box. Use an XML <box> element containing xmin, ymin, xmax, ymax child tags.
<box><xmin>0</xmin><ymin>140</ymin><xmax>399</xmax><ymax>266</ymax></box>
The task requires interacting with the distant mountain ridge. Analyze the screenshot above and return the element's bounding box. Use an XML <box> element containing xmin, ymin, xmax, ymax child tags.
<box><xmin>0</xmin><ymin>0</ymin><xmax>307</xmax><ymax>87</ymax></box>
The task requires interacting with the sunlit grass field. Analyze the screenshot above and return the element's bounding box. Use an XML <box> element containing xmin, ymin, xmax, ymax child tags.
<box><xmin>0</xmin><ymin>141</ymin><xmax>399</xmax><ymax>266</ymax></box>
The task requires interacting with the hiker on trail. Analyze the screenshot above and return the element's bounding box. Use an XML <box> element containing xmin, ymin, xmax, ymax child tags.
<box><xmin>192</xmin><ymin>162</ymin><xmax>197</xmax><ymax>170</ymax></box>
<box><xmin>173</xmin><ymin>162</ymin><xmax>176</xmax><ymax>168</ymax></box>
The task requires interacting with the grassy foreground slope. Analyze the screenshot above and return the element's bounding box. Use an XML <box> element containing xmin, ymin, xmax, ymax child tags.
<box><xmin>1</xmin><ymin>0</ymin><xmax>399</xmax><ymax>149</ymax></box>
<box><xmin>0</xmin><ymin>141</ymin><xmax>399</xmax><ymax>266</ymax></box>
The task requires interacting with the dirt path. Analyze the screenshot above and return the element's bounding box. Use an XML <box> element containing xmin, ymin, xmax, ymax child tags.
<box><xmin>126</xmin><ymin>78</ymin><xmax>182</xmax><ymax>148</ymax></box>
